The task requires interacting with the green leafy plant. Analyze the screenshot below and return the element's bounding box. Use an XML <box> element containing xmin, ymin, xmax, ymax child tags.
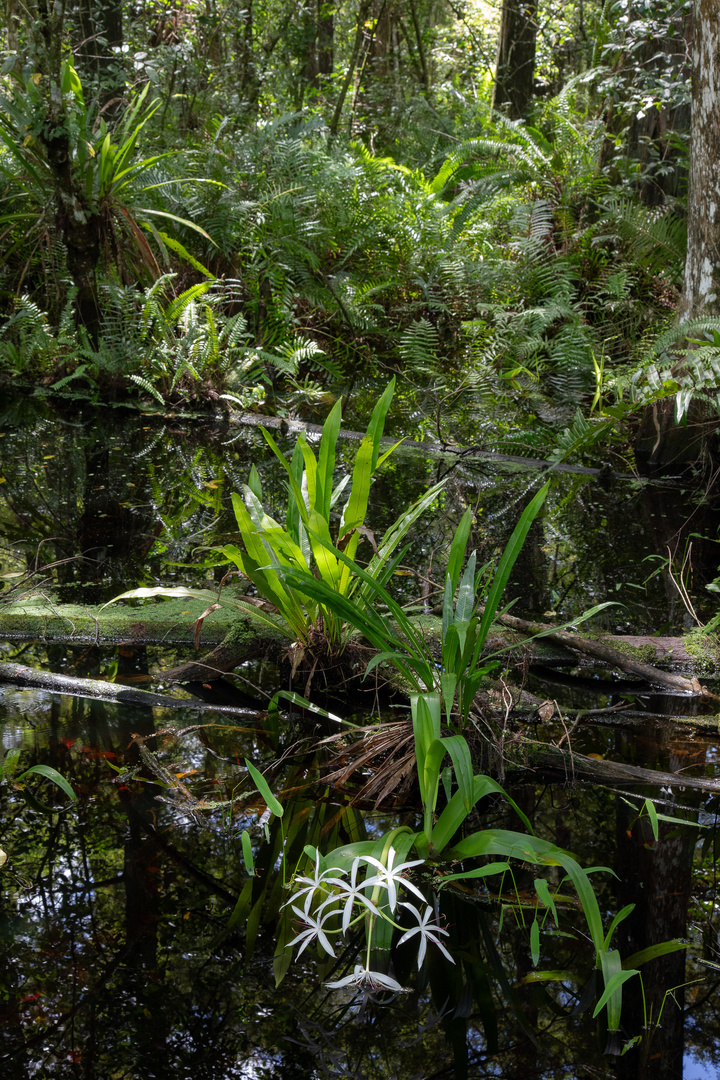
<box><xmin>278</xmin><ymin>482</ymin><xmax>553</xmax><ymax>717</ymax></box>
<box><xmin>221</xmin><ymin>378</ymin><xmax>443</xmax><ymax>657</ymax></box>
<box><xmin>282</xmin><ymin>711</ymin><xmax>685</xmax><ymax>1048</ymax></box>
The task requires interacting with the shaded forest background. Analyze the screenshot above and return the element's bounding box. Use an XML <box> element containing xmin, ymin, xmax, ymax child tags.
<box><xmin>1</xmin><ymin>0</ymin><xmax>718</xmax><ymax>467</ymax></box>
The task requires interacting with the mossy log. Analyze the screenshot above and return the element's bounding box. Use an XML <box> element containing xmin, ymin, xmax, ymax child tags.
<box><xmin>492</xmin><ymin>611</ymin><xmax>710</xmax><ymax>696</ymax></box>
<box><xmin>0</xmin><ymin>597</ymin><xmax>714</xmax><ymax>696</ymax></box>
<box><xmin>0</xmin><ymin>594</ymin><xmax>239</xmax><ymax>646</ymax></box>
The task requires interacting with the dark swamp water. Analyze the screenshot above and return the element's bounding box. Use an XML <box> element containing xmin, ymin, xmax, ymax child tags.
<box><xmin>2</xmin><ymin>397</ymin><xmax>720</xmax><ymax>1079</ymax></box>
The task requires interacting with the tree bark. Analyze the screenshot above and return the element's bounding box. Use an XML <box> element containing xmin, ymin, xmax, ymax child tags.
<box><xmin>636</xmin><ymin>0</ymin><xmax>720</xmax><ymax>470</ymax></box>
<box><xmin>74</xmin><ymin>0</ymin><xmax>125</xmax><ymax>116</ymax></box>
<box><xmin>678</xmin><ymin>0</ymin><xmax>720</xmax><ymax>323</ymax></box>
<box><xmin>492</xmin><ymin>0</ymin><xmax>538</xmax><ymax>119</ymax></box>
<box><xmin>35</xmin><ymin>0</ymin><xmax>103</xmax><ymax>339</ymax></box>
<box><xmin>329</xmin><ymin>0</ymin><xmax>374</xmax><ymax>135</ymax></box>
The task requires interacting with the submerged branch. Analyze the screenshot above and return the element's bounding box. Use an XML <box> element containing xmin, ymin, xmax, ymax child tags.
<box><xmin>519</xmin><ymin>736</ymin><xmax>720</xmax><ymax>793</ymax></box>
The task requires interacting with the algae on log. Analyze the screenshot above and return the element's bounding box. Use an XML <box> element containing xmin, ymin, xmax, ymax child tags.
<box><xmin>0</xmin><ymin>598</ymin><xmax>714</xmax><ymax>694</ymax></box>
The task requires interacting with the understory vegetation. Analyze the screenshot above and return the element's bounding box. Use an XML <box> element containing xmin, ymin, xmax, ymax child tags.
<box><xmin>2</xmin><ymin>0</ymin><xmax>719</xmax><ymax>464</ymax></box>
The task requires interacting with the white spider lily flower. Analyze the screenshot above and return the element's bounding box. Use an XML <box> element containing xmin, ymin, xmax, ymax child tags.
<box><xmin>284</xmin><ymin>854</ymin><xmax>345</xmax><ymax>914</ymax></box>
<box><xmin>325</xmin><ymin>964</ymin><xmax>406</xmax><ymax>994</ymax></box>
<box><xmin>359</xmin><ymin>846</ymin><xmax>426</xmax><ymax>912</ymax></box>
<box><xmin>287</xmin><ymin>902</ymin><xmax>337</xmax><ymax>958</ymax></box>
<box><xmin>329</xmin><ymin>857</ymin><xmax>383</xmax><ymax>933</ymax></box>
<box><xmin>397</xmin><ymin>903</ymin><xmax>455</xmax><ymax>968</ymax></box>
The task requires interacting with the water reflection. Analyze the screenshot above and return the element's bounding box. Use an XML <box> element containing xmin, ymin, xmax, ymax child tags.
<box><xmin>0</xmin><ymin>682</ymin><xmax>719</xmax><ymax>1077</ymax></box>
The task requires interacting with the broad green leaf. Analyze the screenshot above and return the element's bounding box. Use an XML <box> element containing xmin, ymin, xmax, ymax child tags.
<box><xmin>643</xmin><ymin>797</ymin><xmax>659</xmax><ymax>842</ymax></box>
<box><xmin>268</xmin><ymin>691</ymin><xmax>342</xmax><ymax>724</ymax></box>
<box><xmin>522</xmin><ymin>969</ymin><xmax>575</xmax><ymax>984</ymax></box>
<box><xmin>442</xmin><ymin>573</ymin><xmax>454</xmax><ymax>641</ymax></box>
<box><xmin>440</xmin><ymin>672</ymin><xmax>457</xmax><ymax>723</ymax></box>
<box><xmin>298</xmin><ymin>437</ymin><xmax>320</xmax><ymax>514</ymax></box>
<box><xmin>603</xmin><ymin>903</ymin><xmax>635</xmax><ymax>951</ymax></box>
<box><xmin>359</xmin><ymin>480</ymin><xmax>447</xmax><ymax>603</ymax></box>
<box><xmin>623</xmin><ymin>940</ymin><xmax>687</xmax><ymax>969</ymax></box>
<box><xmin>434</xmin><ymin>788</ymin><xmax>535</xmax><ymax>856</ymax></box>
<box><xmin>307</xmin><ymin>509</ymin><xmax>340</xmax><ymax>589</ymax></box>
<box><xmin>436</xmin><ymin>861</ymin><xmax>511</xmax><ymax>885</ymax></box>
<box><xmin>99</xmin><ymin>585</ymin><xmax>219</xmax><ymax>611</ymax></box>
<box><xmin>365</xmin><ymin>377</ymin><xmax>395</xmax><ymax>470</ymax></box>
<box><xmin>247</xmin><ymin>464</ymin><xmax>263</xmax><ymax>502</ymax></box>
<box><xmin>339</xmin><ymin>435</ymin><xmax>374</xmax><ymax>537</ymax></box>
<box><xmin>455</xmin><ymin>553</ymin><xmax>477</xmax><ymax>623</ymax></box>
<box><xmin>554</xmin><ymin>851</ymin><xmax>605</xmax><ymax>956</ymax></box>
<box><xmin>317</xmin><ymin>398</ymin><xmax>343</xmax><ymax>518</ymax></box>
<box><xmin>594</xmin><ymin>962</ymin><xmax>639</xmax><ymax>1027</ymax></box>
<box><xmin>477</xmin><ymin>483</ymin><xmax>549</xmax><ymax>647</ymax></box>
<box><xmin>530</xmin><ymin>919</ymin><xmax>540</xmax><ymax>967</ymax></box>
<box><xmin>447</xmin><ymin>507</ymin><xmax>473</xmax><ymax>595</ymax></box>
<box><xmin>534</xmin><ymin>877</ymin><xmax>558</xmax><ymax>926</ymax></box>
<box><xmin>285</xmin><ymin>440</ymin><xmax>305</xmax><ymax>545</ymax></box>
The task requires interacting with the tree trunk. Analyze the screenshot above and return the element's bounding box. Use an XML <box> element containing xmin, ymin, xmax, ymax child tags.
<box><xmin>635</xmin><ymin>0</ymin><xmax>720</xmax><ymax>471</ymax></box>
<box><xmin>303</xmin><ymin>1</ymin><xmax>334</xmax><ymax>90</ymax></box>
<box><xmin>317</xmin><ymin>0</ymin><xmax>334</xmax><ymax>81</ymax></box>
<box><xmin>678</xmin><ymin>0</ymin><xmax>720</xmax><ymax>323</ymax></box>
<box><xmin>35</xmin><ymin>0</ymin><xmax>103</xmax><ymax>340</ymax></box>
<box><xmin>74</xmin><ymin>0</ymin><xmax>125</xmax><ymax>116</ymax></box>
<box><xmin>492</xmin><ymin>0</ymin><xmax>537</xmax><ymax>119</ymax></box>
<box><xmin>329</xmin><ymin>0</ymin><xmax>374</xmax><ymax>135</ymax></box>
<box><xmin>599</xmin><ymin>5</ymin><xmax>692</xmax><ymax>207</ymax></box>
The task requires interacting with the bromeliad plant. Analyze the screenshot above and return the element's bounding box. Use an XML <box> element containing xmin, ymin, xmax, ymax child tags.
<box><xmin>103</xmin><ymin>379</ymin><xmax>443</xmax><ymax>659</ymax></box>
<box><xmin>221</xmin><ymin>378</ymin><xmax>444</xmax><ymax>658</ymax></box>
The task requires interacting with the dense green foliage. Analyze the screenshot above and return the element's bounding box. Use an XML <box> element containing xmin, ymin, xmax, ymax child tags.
<box><xmin>1</xmin><ymin>0</ymin><xmax>712</xmax><ymax>460</ymax></box>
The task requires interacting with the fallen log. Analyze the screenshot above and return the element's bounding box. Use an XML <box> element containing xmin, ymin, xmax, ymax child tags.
<box><xmin>493</xmin><ymin>611</ymin><xmax>711</xmax><ymax>697</ymax></box>
<box><xmin>0</xmin><ymin>662</ymin><xmax>265</xmax><ymax>717</ymax></box>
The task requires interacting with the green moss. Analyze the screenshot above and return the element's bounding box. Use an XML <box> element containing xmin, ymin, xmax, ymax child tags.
<box><xmin>0</xmin><ymin>594</ymin><xmax>241</xmax><ymax>645</ymax></box>
<box><xmin>683</xmin><ymin>627</ymin><xmax>720</xmax><ymax>675</ymax></box>
<box><xmin>580</xmin><ymin>630</ymin><xmax>657</xmax><ymax>664</ymax></box>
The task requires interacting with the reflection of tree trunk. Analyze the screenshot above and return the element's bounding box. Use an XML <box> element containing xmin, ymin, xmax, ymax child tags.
<box><xmin>118</xmin><ymin>708</ymin><xmax>162</xmax><ymax>967</ymax></box>
<box><xmin>492</xmin><ymin>0</ymin><xmax>538</xmax><ymax>119</ymax></box>
<box><xmin>507</xmin><ymin>784</ymin><xmax>539</xmax><ymax>1075</ymax></box>
<box><xmin>614</xmin><ymin>735</ymin><xmax>696</xmax><ymax>1078</ymax></box>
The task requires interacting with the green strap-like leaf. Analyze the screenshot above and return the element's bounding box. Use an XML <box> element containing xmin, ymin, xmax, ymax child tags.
<box><xmin>245</xmin><ymin>759</ymin><xmax>283</xmax><ymax>818</ymax></box>
<box><xmin>365</xmin><ymin>377</ymin><xmax>395</xmax><ymax>471</ymax></box>
<box><xmin>317</xmin><ymin>398</ymin><xmax>343</xmax><ymax>519</ymax></box>
<box><xmin>447</xmin><ymin>507</ymin><xmax>473</xmax><ymax>596</ymax></box>
<box><xmin>16</xmin><ymin>764</ymin><xmax>76</xmax><ymax>804</ymax></box>
<box><xmin>477</xmin><ymin>483</ymin><xmax>548</xmax><ymax>648</ymax></box>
